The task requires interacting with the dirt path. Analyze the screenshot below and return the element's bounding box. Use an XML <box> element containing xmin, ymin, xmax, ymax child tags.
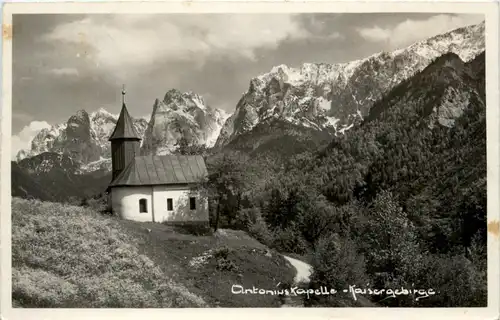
<box><xmin>281</xmin><ymin>255</ymin><xmax>313</xmax><ymax>307</ymax></box>
<box><xmin>283</xmin><ymin>256</ymin><xmax>312</xmax><ymax>283</ymax></box>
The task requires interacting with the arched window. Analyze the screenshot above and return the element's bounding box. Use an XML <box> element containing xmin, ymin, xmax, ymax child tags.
<box><xmin>139</xmin><ymin>198</ymin><xmax>148</xmax><ymax>213</ymax></box>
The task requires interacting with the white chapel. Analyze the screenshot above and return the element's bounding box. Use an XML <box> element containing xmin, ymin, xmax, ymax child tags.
<box><xmin>106</xmin><ymin>88</ymin><xmax>209</xmax><ymax>224</ymax></box>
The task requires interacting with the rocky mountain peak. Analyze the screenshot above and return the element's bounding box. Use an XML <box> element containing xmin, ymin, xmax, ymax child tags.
<box><xmin>17</xmin><ymin>107</ymin><xmax>148</xmax><ymax>165</ymax></box>
<box><xmin>90</xmin><ymin>108</ymin><xmax>117</xmax><ymax>121</ymax></box>
<box><xmin>161</xmin><ymin>89</ymin><xmax>208</xmax><ymax>112</ymax></box>
<box><xmin>141</xmin><ymin>90</ymin><xmax>229</xmax><ymax>156</ymax></box>
<box><xmin>67</xmin><ymin>109</ymin><xmax>91</xmax><ymax>137</ymax></box>
<box><xmin>215</xmin><ymin>21</ymin><xmax>485</xmax><ymax>147</ymax></box>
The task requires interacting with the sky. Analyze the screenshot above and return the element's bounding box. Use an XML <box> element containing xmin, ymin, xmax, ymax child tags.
<box><xmin>11</xmin><ymin>13</ymin><xmax>484</xmax><ymax>157</ymax></box>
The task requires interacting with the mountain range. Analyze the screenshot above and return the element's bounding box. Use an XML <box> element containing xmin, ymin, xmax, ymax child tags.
<box><xmin>215</xmin><ymin>21</ymin><xmax>484</xmax><ymax>146</ymax></box>
<box><xmin>16</xmin><ymin>108</ymin><xmax>148</xmax><ymax>165</ymax></box>
<box><xmin>12</xmin><ymin>21</ymin><xmax>486</xmax><ymax>202</ymax></box>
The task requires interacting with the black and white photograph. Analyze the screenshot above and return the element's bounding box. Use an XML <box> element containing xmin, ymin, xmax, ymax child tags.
<box><xmin>1</xmin><ymin>1</ymin><xmax>499</xmax><ymax>318</ymax></box>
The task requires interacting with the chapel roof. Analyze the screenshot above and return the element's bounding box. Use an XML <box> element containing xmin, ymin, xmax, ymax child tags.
<box><xmin>109</xmin><ymin>154</ymin><xmax>208</xmax><ymax>188</ymax></box>
<box><xmin>108</xmin><ymin>103</ymin><xmax>141</xmax><ymax>141</ymax></box>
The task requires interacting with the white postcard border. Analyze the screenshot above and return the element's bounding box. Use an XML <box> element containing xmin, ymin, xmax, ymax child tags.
<box><xmin>1</xmin><ymin>2</ymin><xmax>498</xmax><ymax>320</ymax></box>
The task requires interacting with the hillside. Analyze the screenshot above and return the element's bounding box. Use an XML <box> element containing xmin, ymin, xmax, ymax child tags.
<box><xmin>221</xmin><ymin>118</ymin><xmax>333</xmax><ymax>159</ymax></box>
<box><xmin>286</xmin><ymin>51</ymin><xmax>486</xmax><ymax>306</ymax></box>
<box><xmin>13</xmin><ymin>152</ymin><xmax>111</xmax><ymax>203</ymax></box>
<box><xmin>12</xmin><ymin>198</ymin><xmax>296</xmax><ymax>308</ymax></box>
<box><xmin>11</xmin><ymin>162</ymin><xmax>52</xmax><ymax>201</ymax></box>
<box><xmin>11</xmin><ymin>21</ymin><xmax>486</xmax><ymax>206</ymax></box>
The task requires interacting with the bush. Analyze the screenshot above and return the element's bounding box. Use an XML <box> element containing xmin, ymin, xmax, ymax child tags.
<box><xmin>233</xmin><ymin>207</ymin><xmax>262</xmax><ymax>230</ymax></box>
<box><xmin>79</xmin><ymin>193</ymin><xmax>111</xmax><ymax>215</ymax></box>
<box><xmin>234</xmin><ymin>208</ymin><xmax>274</xmax><ymax>246</ymax></box>
<box><xmin>307</xmin><ymin>234</ymin><xmax>370</xmax><ymax>307</ymax></box>
<box><xmin>413</xmin><ymin>252</ymin><xmax>487</xmax><ymax>307</ymax></box>
<box><xmin>271</xmin><ymin>225</ymin><xmax>308</xmax><ymax>255</ymax></box>
<box><xmin>247</xmin><ymin>219</ymin><xmax>273</xmax><ymax>247</ymax></box>
<box><xmin>213</xmin><ymin>246</ymin><xmax>232</xmax><ymax>260</ymax></box>
<box><xmin>212</xmin><ymin>246</ymin><xmax>239</xmax><ymax>272</ymax></box>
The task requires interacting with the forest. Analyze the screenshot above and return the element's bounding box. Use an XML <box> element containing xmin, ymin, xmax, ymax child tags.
<box><xmin>175</xmin><ymin>51</ymin><xmax>487</xmax><ymax>307</ymax></box>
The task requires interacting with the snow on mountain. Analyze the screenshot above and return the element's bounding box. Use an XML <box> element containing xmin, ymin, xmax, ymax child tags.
<box><xmin>15</xmin><ymin>21</ymin><xmax>484</xmax><ymax>169</ymax></box>
<box><xmin>16</xmin><ymin>89</ymin><xmax>227</xmax><ymax>172</ymax></box>
<box><xmin>17</xmin><ymin>152</ymin><xmax>81</xmax><ymax>175</ymax></box>
<box><xmin>16</xmin><ymin>108</ymin><xmax>148</xmax><ymax>165</ymax></box>
<box><xmin>141</xmin><ymin>89</ymin><xmax>230</xmax><ymax>156</ymax></box>
<box><xmin>88</xmin><ymin>108</ymin><xmax>148</xmax><ymax>158</ymax></box>
<box><xmin>216</xmin><ymin>21</ymin><xmax>485</xmax><ymax>147</ymax></box>
<box><xmin>80</xmin><ymin>157</ymin><xmax>112</xmax><ymax>173</ymax></box>
<box><xmin>17</xmin><ymin>123</ymin><xmax>68</xmax><ymax>161</ymax></box>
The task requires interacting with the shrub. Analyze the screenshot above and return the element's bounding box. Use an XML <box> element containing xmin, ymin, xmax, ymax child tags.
<box><xmin>360</xmin><ymin>190</ymin><xmax>423</xmax><ymax>283</ymax></box>
<box><xmin>235</xmin><ymin>208</ymin><xmax>274</xmax><ymax>246</ymax></box>
<box><xmin>212</xmin><ymin>246</ymin><xmax>239</xmax><ymax>272</ymax></box>
<box><xmin>233</xmin><ymin>207</ymin><xmax>262</xmax><ymax>230</ymax></box>
<box><xmin>412</xmin><ymin>252</ymin><xmax>487</xmax><ymax>307</ymax></box>
<box><xmin>307</xmin><ymin>234</ymin><xmax>370</xmax><ymax>307</ymax></box>
<box><xmin>271</xmin><ymin>225</ymin><xmax>308</xmax><ymax>255</ymax></box>
<box><xmin>247</xmin><ymin>219</ymin><xmax>273</xmax><ymax>247</ymax></box>
<box><xmin>213</xmin><ymin>246</ymin><xmax>232</xmax><ymax>260</ymax></box>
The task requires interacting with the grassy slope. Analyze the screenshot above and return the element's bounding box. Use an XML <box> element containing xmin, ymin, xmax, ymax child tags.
<box><xmin>11</xmin><ymin>198</ymin><xmax>295</xmax><ymax>308</ymax></box>
<box><xmin>119</xmin><ymin>221</ymin><xmax>296</xmax><ymax>307</ymax></box>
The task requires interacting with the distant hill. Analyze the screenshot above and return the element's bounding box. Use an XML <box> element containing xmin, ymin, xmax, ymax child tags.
<box><xmin>13</xmin><ymin>152</ymin><xmax>111</xmax><ymax>203</ymax></box>
<box><xmin>221</xmin><ymin>118</ymin><xmax>333</xmax><ymax>159</ymax></box>
<box><xmin>11</xmin><ymin>162</ymin><xmax>51</xmax><ymax>201</ymax></box>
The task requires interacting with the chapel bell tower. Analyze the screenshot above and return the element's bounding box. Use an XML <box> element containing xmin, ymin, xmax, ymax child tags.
<box><xmin>108</xmin><ymin>85</ymin><xmax>142</xmax><ymax>180</ymax></box>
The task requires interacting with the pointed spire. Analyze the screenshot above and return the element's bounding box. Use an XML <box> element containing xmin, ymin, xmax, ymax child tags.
<box><xmin>109</xmin><ymin>86</ymin><xmax>141</xmax><ymax>141</ymax></box>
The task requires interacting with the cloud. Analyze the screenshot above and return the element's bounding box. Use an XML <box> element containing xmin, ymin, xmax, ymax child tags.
<box><xmin>358</xmin><ymin>26</ymin><xmax>391</xmax><ymax>43</ymax></box>
<box><xmin>357</xmin><ymin>14</ymin><xmax>484</xmax><ymax>48</ymax></box>
<box><xmin>323</xmin><ymin>32</ymin><xmax>343</xmax><ymax>40</ymax></box>
<box><xmin>11</xmin><ymin>121</ymin><xmax>51</xmax><ymax>160</ymax></box>
<box><xmin>41</xmin><ymin>14</ymin><xmax>310</xmax><ymax>80</ymax></box>
<box><xmin>47</xmin><ymin>67</ymin><xmax>80</xmax><ymax>77</ymax></box>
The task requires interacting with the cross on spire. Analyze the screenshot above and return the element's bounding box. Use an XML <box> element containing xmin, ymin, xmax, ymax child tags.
<box><xmin>121</xmin><ymin>84</ymin><xmax>126</xmax><ymax>105</ymax></box>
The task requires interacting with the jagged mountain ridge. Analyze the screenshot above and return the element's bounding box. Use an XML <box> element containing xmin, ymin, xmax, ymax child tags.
<box><xmin>16</xmin><ymin>108</ymin><xmax>149</xmax><ymax>164</ymax></box>
<box><xmin>140</xmin><ymin>89</ymin><xmax>230</xmax><ymax>156</ymax></box>
<box><xmin>215</xmin><ymin>21</ymin><xmax>484</xmax><ymax>147</ymax></box>
<box><xmin>16</xmin><ymin>90</ymin><xmax>229</xmax><ymax>170</ymax></box>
